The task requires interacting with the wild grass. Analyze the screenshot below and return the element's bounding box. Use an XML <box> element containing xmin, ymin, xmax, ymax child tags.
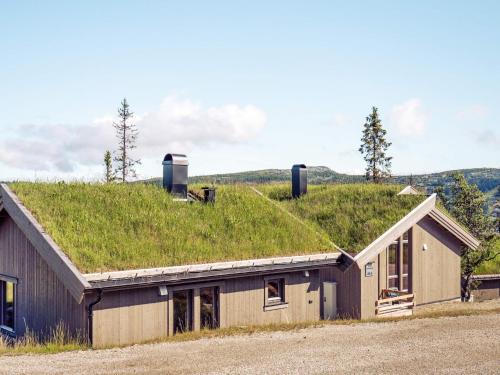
<box><xmin>0</xmin><ymin>323</ymin><xmax>88</xmax><ymax>356</ymax></box>
<box><xmin>9</xmin><ymin>182</ymin><xmax>332</xmax><ymax>273</ymax></box>
<box><xmin>259</xmin><ymin>184</ymin><xmax>425</xmax><ymax>253</ymax></box>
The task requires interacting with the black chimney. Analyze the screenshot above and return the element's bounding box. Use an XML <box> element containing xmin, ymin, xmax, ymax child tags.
<box><xmin>162</xmin><ymin>154</ymin><xmax>188</xmax><ymax>199</ymax></box>
<box><xmin>202</xmin><ymin>187</ymin><xmax>216</xmax><ymax>204</ymax></box>
<box><xmin>291</xmin><ymin>164</ymin><xmax>307</xmax><ymax>198</ymax></box>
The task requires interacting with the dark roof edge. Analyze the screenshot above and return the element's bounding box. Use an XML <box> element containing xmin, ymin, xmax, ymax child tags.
<box><xmin>84</xmin><ymin>253</ymin><xmax>343</xmax><ymax>290</ymax></box>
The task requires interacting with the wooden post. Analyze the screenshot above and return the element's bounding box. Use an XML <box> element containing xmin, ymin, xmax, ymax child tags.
<box><xmin>167</xmin><ymin>288</ymin><xmax>174</xmax><ymax>336</ymax></box>
<box><xmin>218</xmin><ymin>284</ymin><xmax>226</xmax><ymax>328</ymax></box>
<box><xmin>193</xmin><ymin>288</ymin><xmax>200</xmax><ymax>331</ymax></box>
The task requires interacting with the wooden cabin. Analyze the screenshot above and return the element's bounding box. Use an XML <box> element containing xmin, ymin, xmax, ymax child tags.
<box><xmin>0</xmin><ymin>182</ymin><xmax>479</xmax><ymax>348</ymax></box>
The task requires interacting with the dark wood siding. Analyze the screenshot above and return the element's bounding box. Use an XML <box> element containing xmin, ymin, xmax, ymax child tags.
<box><xmin>0</xmin><ymin>215</ymin><xmax>86</xmax><ymax>338</ymax></box>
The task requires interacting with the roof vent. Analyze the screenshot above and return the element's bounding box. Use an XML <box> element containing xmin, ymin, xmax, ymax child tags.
<box><xmin>202</xmin><ymin>187</ymin><xmax>216</xmax><ymax>204</ymax></box>
<box><xmin>162</xmin><ymin>153</ymin><xmax>188</xmax><ymax>200</ymax></box>
<box><xmin>291</xmin><ymin>164</ymin><xmax>307</xmax><ymax>198</ymax></box>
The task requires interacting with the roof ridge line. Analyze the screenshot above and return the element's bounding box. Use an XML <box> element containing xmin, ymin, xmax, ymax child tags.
<box><xmin>249</xmin><ymin>186</ymin><xmax>355</xmax><ymax>261</ymax></box>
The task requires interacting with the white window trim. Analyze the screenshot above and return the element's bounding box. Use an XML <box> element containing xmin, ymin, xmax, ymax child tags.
<box><xmin>263</xmin><ymin>275</ymin><xmax>288</xmax><ymax>310</ymax></box>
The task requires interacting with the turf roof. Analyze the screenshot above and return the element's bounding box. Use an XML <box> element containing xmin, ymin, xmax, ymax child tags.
<box><xmin>259</xmin><ymin>184</ymin><xmax>426</xmax><ymax>255</ymax></box>
<box><xmin>7</xmin><ymin>182</ymin><xmax>426</xmax><ymax>273</ymax></box>
<box><xmin>8</xmin><ymin>182</ymin><xmax>332</xmax><ymax>273</ymax></box>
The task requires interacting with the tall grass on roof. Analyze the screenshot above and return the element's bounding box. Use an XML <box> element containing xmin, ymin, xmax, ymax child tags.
<box><xmin>259</xmin><ymin>183</ymin><xmax>426</xmax><ymax>254</ymax></box>
<box><xmin>9</xmin><ymin>182</ymin><xmax>332</xmax><ymax>273</ymax></box>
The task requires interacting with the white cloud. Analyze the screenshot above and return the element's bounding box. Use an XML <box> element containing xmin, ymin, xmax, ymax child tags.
<box><xmin>139</xmin><ymin>96</ymin><xmax>266</xmax><ymax>156</ymax></box>
<box><xmin>456</xmin><ymin>105</ymin><xmax>488</xmax><ymax>121</ymax></box>
<box><xmin>332</xmin><ymin>114</ymin><xmax>350</xmax><ymax>127</ymax></box>
<box><xmin>475</xmin><ymin>129</ymin><xmax>500</xmax><ymax>146</ymax></box>
<box><xmin>390</xmin><ymin>98</ymin><xmax>427</xmax><ymax>136</ymax></box>
<box><xmin>0</xmin><ymin>96</ymin><xmax>267</xmax><ymax>173</ymax></box>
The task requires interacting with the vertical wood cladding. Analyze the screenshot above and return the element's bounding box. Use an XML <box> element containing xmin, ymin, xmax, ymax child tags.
<box><xmin>0</xmin><ymin>215</ymin><xmax>86</xmax><ymax>338</ymax></box>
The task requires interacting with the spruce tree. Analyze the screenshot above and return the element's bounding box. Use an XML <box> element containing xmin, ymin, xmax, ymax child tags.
<box><xmin>447</xmin><ymin>174</ymin><xmax>498</xmax><ymax>300</ymax></box>
<box><xmin>359</xmin><ymin>107</ymin><xmax>392</xmax><ymax>183</ymax></box>
<box><xmin>103</xmin><ymin>150</ymin><xmax>114</xmax><ymax>183</ymax></box>
<box><xmin>113</xmin><ymin>98</ymin><xmax>140</xmax><ymax>182</ymax></box>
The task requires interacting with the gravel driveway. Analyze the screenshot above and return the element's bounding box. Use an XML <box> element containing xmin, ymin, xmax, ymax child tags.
<box><xmin>1</xmin><ymin>312</ymin><xmax>499</xmax><ymax>375</ymax></box>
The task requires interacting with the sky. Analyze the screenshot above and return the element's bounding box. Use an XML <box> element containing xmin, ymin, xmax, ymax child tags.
<box><xmin>0</xmin><ymin>1</ymin><xmax>499</xmax><ymax>181</ymax></box>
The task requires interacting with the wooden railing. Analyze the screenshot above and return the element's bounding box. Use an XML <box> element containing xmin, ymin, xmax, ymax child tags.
<box><xmin>376</xmin><ymin>289</ymin><xmax>414</xmax><ymax>317</ymax></box>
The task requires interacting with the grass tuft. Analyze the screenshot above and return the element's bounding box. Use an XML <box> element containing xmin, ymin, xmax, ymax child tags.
<box><xmin>0</xmin><ymin>322</ymin><xmax>88</xmax><ymax>356</ymax></box>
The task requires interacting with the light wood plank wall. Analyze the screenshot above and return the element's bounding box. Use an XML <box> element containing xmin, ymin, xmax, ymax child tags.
<box><xmin>92</xmin><ymin>269</ymin><xmax>326</xmax><ymax>347</ymax></box>
<box><xmin>412</xmin><ymin>217</ymin><xmax>461</xmax><ymax>304</ymax></box>
<box><xmin>0</xmin><ymin>216</ymin><xmax>86</xmax><ymax>338</ymax></box>
<box><xmin>91</xmin><ymin>287</ymin><xmax>168</xmax><ymax>347</ymax></box>
<box><xmin>360</xmin><ymin>215</ymin><xmax>463</xmax><ymax>319</ymax></box>
<box><xmin>319</xmin><ymin>265</ymin><xmax>361</xmax><ymax>319</ymax></box>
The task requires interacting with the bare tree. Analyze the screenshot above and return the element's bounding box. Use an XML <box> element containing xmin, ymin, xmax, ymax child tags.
<box><xmin>113</xmin><ymin>98</ymin><xmax>140</xmax><ymax>182</ymax></box>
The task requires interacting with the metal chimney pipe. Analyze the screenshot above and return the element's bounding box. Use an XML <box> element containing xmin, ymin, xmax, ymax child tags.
<box><xmin>162</xmin><ymin>153</ymin><xmax>188</xmax><ymax>200</ymax></box>
<box><xmin>291</xmin><ymin>164</ymin><xmax>307</xmax><ymax>198</ymax></box>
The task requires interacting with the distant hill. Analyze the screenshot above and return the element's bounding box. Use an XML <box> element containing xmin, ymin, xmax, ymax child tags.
<box><xmin>144</xmin><ymin>167</ymin><xmax>500</xmax><ymax>212</ymax></box>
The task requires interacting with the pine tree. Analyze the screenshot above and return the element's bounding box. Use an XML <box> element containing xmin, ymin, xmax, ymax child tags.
<box><xmin>447</xmin><ymin>174</ymin><xmax>499</xmax><ymax>300</ymax></box>
<box><xmin>103</xmin><ymin>150</ymin><xmax>114</xmax><ymax>183</ymax></box>
<box><xmin>113</xmin><ymin>98</ymin><xmax>140</xmax><ymax>182</ymax></box>
<box><xmin>359</xmin><ymin>107</ymin><xmax>392</xmax><ymax>183</ymax></box>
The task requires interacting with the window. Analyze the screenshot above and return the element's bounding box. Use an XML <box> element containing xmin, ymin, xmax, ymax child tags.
<box><xmin>173</xmin><ymin>290</ymin><xmax>192</xmax><ymax>334</ymax></box>
<box><xmin>0</xmin><ymin>279</ymin><xmax>15</xmax><ymax>332</ymax></box>
<box><xmin>387</xmin><ymin>243</ymin><xmax>399</xmax><ymax>290</ymax></box>
<box><xmin>266</xmin><ymin>278</ymin><xmax>284</xmax><ymax>305</ymax></box>
<box><xmin>386</xmin><ymin>230</ymin><xmax>411</xmax><ymax>293</ymax></box>
<box><xmin>200</xmin><ymin>287</ymin><xmax>219</xmax><ymax>330</ymax></box>
<box><xmin>402</xmin><ymin>241</ymin><xmax>409</xmax><ymax>292</ymax></box>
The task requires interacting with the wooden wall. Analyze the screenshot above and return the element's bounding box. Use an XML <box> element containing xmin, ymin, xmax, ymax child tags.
<box><xmin>319</xmin><ymin>264</ymin><xmax>361</xmax><ymax>319</ymax></box>
<box><xmin>0</xmin><ymin>215</ymin><xmax>86</xmax><ymax>338</ymax></box>
<box><xmin>223</xmin><ymin>270</ymin><xmax>320</xmax><ymax>326</ymax></box>
<box><xmin>91</xmin><ymin>287</ymin><xmax>168</xmax><ymax>347</ymax></box>
<box><xmin>412</xmin><ymin>217</ymin><xmax>462</xmax><ymax>305</ymax></box>
<box><xmin>92</xmin><ymin>269</ymin><xmax>341</xmax><ymax>347</ymax></box>
<box><xmin>472</xmin><ymin>278</ymin><xmax>500</xmax><ymax>301</ymax></box>
<box><xmin>360</xmin><ymin>215</ymin><xmax>463</xmax><ymax>319</ymax></box>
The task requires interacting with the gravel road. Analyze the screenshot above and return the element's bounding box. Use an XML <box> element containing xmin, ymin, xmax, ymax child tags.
<box><xmin>1</xmin><ymin>312</ymin><xmax>499</xmax><ymax>375</ymax></box>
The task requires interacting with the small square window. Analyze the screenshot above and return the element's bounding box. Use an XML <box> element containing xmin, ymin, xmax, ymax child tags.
<box><xmin>266</xmin><ymin>278</ymin><xmax>284</xmax><ymax>305</ymax></box>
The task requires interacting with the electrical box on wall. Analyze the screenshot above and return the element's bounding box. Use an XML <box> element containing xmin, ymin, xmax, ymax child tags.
<box><xmin>365</xmin><ymin>262</ymin><xmax>374</xmax><ymax>277</ymax></box>
<box><xmin>158</xmin><ymin>285</ymin><xmax>168</xmax><ymax>296</ymax></box>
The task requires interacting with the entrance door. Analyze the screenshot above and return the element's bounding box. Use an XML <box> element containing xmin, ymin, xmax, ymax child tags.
<box><xmin>173</xmin><ymin>290</ymin><xmax>192</xmax><ymax>334</ymax></box>
<box><xmin>322</xmin><ymin>282</ymin><xmax>337</xmax><ymax>319</ymax></box>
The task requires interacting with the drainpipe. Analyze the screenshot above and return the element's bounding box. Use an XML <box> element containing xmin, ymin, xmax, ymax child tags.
<box><xmin>87</xmin><ymin>289</ymin><xmax>103</xmax><ymax>346</ymax></box>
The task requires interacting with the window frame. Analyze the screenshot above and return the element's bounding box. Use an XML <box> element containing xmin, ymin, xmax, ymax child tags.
<box><xmin>0</xmin><ymin>275</ymin><xmax>17</xmax><ymax>334</ymax></box>
<box><xmin>264</xmin><ymin>275</ymin><xmax>288</xmax><ymax>311</ymax></box>
<box><xmin>386</xmin><ymin>230</ymin><xmax>411</xmax><ymax>293</ymax></box>
<box><xmin>387</xmin><ymin>242</ymin><xmax>399</xmax><ymax>291</ymax></box>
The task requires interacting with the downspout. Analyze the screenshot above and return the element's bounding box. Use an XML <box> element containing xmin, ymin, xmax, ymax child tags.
<box><xmin>87</xmin><ymin>289</ymin><xmax>103</xmax><ymax>346</ymax></box>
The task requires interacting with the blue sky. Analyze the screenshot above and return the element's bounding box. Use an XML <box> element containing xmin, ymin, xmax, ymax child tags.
<box><xmin>0</xmin><ymin>1</ymin><xmax>498</xmax><ymax>180</ymax></box>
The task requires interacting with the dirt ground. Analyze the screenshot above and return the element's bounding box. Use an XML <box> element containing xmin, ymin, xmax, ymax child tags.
<box><xmin>1</xmin><ymin>300</ymin><xmax>499</xmax><ymax>375</ymax></box>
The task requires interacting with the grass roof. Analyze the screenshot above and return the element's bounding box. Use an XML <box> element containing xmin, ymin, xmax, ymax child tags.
<box><xmin>258</xmin><ymin>184</ymin><xmax>426</xmax><ymax>254</ymax></box>
<box><xmin>7</xmin><ymin>182</ymin><xmax>425</xmax><ymax>273</ymax></box>
<box><xmin>8</xmin><ymin>182</ymin><xmax>333</xmax><ymax>273</ymax></box>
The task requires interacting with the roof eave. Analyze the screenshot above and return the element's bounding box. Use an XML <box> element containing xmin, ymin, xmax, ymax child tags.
<box><xmin>354</xmin><ymin>194</ymin><xmax>437</xmax><ymax>265</ymax></box>
<box><xmin>84</xmin><ymin>252</ymin><xmax>343</xmax><ymax>289</ymax></box>
<box><xmin>0</xmin><ymin>184</ymin><xmax>90</xmax><ymax>303</ymax></box>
